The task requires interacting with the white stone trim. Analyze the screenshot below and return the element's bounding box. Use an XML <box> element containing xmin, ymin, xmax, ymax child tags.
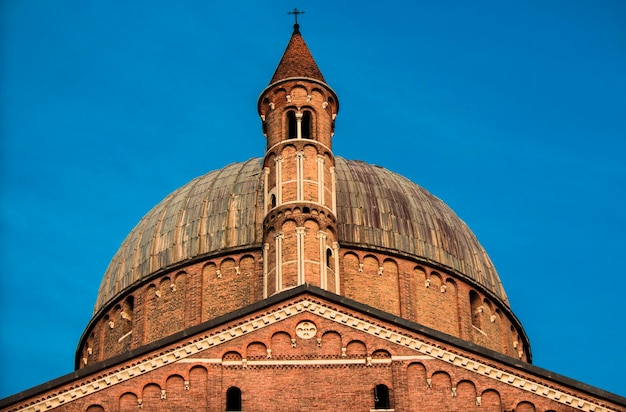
<box><xmin>330</xmin><ymin>166</ymin><xmax>336</xmax><ymax>214</ymax></box>
<box><xmin>295</xmin><ymin>151</ymin><xmax>304</xmax><ymax>201</ymax></box>
<box><xmin>275</xmin><ymin>155</ymin><xmax>283</xmax><ymax>205</ymax></box>
<box><xmin>317</xmin><ymin>154</ymin><xmax>325</xmax><ymax>205</ymax></box>
<box><xmin>274</xmin><ymin>232</ymin><xmax>283</xmax><ymax>292</ymax></box>
<box><xmin>296</xmin><ymin>227</ymin><xmax>306</xmax><ymax>285</ymax></box>
<box><xmin>317</xmin><ymin>231</ymin><xmax>328</xmax><ymax>290</ymax></box>
<box><xmin>12</xmin><ymin>299</ymin><xmax>618</xmax><ymax>412</ymax></box>
<box><xmin>295</xmin><ymin>111</ymin><xmax>303</xmax><ymax>139</ymax></box>
<box><xmin>332</xmin><ymin>242</ymin><xmax>340</xmax><ymax>294</ymax></box>
<box><xmin>262</xmin><ymin>243</ymin><xmax>269</xmax><ymax>299</ymax></box>
<box><xmin>263</xmin><ymin>167</ymin><xmax>269</xmax><ymax>212</ymax></box>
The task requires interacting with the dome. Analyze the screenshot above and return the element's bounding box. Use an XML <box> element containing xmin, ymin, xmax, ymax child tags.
<box><xmin>95</xmin><ymin>157</ymin><xmax>507</xmax><ymax>314</ymax></box>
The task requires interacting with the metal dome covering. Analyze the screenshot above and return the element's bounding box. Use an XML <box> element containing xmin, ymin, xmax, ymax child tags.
<box><xmin>94</xmin><ymin>157</ymin><xmax>507</xmax><ymax>313</ymax></box>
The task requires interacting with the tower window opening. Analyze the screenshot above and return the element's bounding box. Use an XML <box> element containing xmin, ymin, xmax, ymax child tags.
<box><xmin>226</xmin><ymin>386</ymin><xmax>242</xmax><ymax>411</ymax></box>
<box><xmin>287</xmin><ymin>111</ymin><xmax>297</xmax><ymax>139</ymax></box>
<box><xmin>373</xmin><ymin>384</ymin><xmax>390</xmax><ymax>409</ymax></box>
<box><xmin>270</xmin><ymin>194</ymin><xmax>277</xmax><ymax>209</ymax></box>
<box><xmin>326</xmin><ymin>248</ymin><xmax>333</xmax><ymax>267</ymax></box>
<box><xmin>302</xmin><ymin>111</ymin><xmax>312</xmax><ymax>138</ymax></box>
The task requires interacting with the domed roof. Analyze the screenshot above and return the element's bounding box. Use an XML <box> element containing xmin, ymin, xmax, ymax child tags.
<box><xmin>95</xmin><ymin>158</ymin><xmax>507</xmax><ymax>313</ymax></box>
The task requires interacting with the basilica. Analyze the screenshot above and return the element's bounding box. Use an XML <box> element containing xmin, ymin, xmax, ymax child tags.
<box><xmin>1</xmin><ymin>22</ymin><xmax>624</xmax><ymax>412</ymax></box>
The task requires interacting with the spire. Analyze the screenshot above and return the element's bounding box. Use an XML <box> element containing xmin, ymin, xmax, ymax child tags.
<box><xmin>269</xmin><ymin>24</ymin><xmax>326</xmax><ymax>84</ymax></box>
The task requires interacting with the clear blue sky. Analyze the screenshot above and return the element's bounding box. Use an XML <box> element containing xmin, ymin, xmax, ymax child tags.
<box><xmin>1</xmin><ymin>0</ymin><xmax>625</xmax><ymax>399</ymax></box>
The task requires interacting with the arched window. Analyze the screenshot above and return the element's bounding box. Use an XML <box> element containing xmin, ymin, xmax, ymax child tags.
<box><xmin>374</xmin><ymin>384</ymin><xmax>390</xmax><ymax>409</ymax></box>
<box><xmin>301</xmin><ymin>111</ymin><xmax>312</xmax><ymax>138</ymax></box>
<box><xmin>226</xmin><ymin>386</ymin><xmax>242</xmax><ymax>411</ymax></box>
<box><xmin>287</xmin><ymin>111</ymin><xmax>297</xmax><ymax>139</ymax></box>
<box><xmin>326</xmin><ymin>248</ymin><xmax>333</xmax><ymax>267</ymax></box>
<box><xmin>270</xmin><ymin>194</ymin><xmax>276</xmax><ymax>209</ymax></box>
<box><xmin>470</xmin><ymin>290</ymin><xmax>482</xmax><ymax>329</ymax></box>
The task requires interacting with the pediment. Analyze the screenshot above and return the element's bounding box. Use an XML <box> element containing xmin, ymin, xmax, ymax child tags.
<box><xmin>4</xmin><ymin>288</ymin><xmax>623</xmax><ymax>412</ymax></box>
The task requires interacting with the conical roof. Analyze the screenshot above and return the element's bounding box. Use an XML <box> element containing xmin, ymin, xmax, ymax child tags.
<box><xmin>270</xmin><ymin>24</ymin><xmax>325</xmax><ymax>84</ymax></box>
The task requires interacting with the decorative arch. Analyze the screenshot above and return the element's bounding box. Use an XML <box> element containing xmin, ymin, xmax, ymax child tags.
<box><xmin>407</xmin><ymin>362</ymin><xmax>428</xmax><ymax>407</ymax></box>
<box><xmin>174</xmin><ymin>270</ymin><xmax>187</xmax><ymax>284</ymax></box>
<box><xmin>270</xmin><ymin>331</ymin><xmax>292</xmax><ymax>354</ymax></box>
<box><xmin>430</xmin><ymin>371</ymin><xmax>452</xmax><ymax>391</ymax></box>
<box><xmin>345</xmin><ymin>340</ymin><xmax>367</xmax><ymax>357</ymax></box>
<box><xmin>320</xmin><ymin>331</ymin><xmax>342</xmax><ymax>355</ymax></box>
<box><xmin>119</xmin><ymin>392</ymin><xmax>138</xmax><ymax>410</ymax></box>
<box><xmin>159</xmin><ymin>276</ymin><xmax>172</xmax><ymax>290</ymax></box>
<box><xmin>246</xmin><ymin>341</ymin><xmax>268</xmax><ymax>358</ymax></box>
<box><xmin>141</xmin><ymin>383</ymin><xmax>162</xmax><ymax>409</ymax></box>
<box><xmin>363</xmin><ymin>254</ymin><xmax>380</xmax><ymax>271</ymax></box>
<box><xmin>481</xmin><ymin>389</ymin><xmax>502</xmax><ymax>410</ymax></box>
<box><xmin>222</xmin><ymin>351</ymin><xmax>242</xmax><ymax>363</ymax></box>
<box><xmin>165</xmin><ymin>374</ymin><xmax>185</xmax><ymax>402</ymax></box>
<box><xmin>273</xmin><ymin>87</ymin><xmax>287</xmax><ymax>96</ymax></box>
<box><xmin>429</xmin><ymin>271</ymin><xmax>443</xmax><ymax>287</ymax></box>
<box><xmin>372</xmin><ymin>349</ymin><xmax>391</xmax><ymax>359</ymax></box>
<box><xmin>220</xmin><ymin>258</ymin><xmax>237</xmax><ymax>278</ymax></box>
<box><xmin>455</xmin><ymin>380</ymin><xmax>477</xmax><ymax>408</ymax></box>
<box><xmin>516</xmin><ymin>400</ymin><xmax>536</xmax><ymax>411</ymax></box>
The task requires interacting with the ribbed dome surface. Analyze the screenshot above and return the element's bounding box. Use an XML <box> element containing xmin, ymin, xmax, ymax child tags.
<box><xmin>95</xmin><ymin>158</ymin><xmax>507</xmax><ymax>312</ymax></box>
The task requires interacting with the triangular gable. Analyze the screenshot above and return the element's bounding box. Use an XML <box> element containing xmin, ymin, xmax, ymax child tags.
<box><xmin>4</xmin><ymin>287</ymin><xmax>624</xmax><ymax>412</ymax></box>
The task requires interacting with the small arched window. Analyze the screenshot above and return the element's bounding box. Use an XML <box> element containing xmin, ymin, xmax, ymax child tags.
<box><xmin>226</xmin><ymin>386</ymin><xmax>242</xmax><ymax>411</ymax></box>
<box><xmin>326</xmin><ymin>248</ymin><xmax>333</xmax><ymax>268</ymax></box>
<box><xmin>287</xmin><ymin>111</ymin><xmax>297</xmax><ymax>139</ymax></box>
<box><xmin>301</xmin><ymin>111</ymin><xmax>312</xmax><ymax>138</ymax></box>
<box><xmin>270</xmin><ymin>194</ymin><xmax>277</xmax><ymax>209</ymax></box>
<box><xmin>470</xmin><ymin>290</ymin><xmax>482</xmax><ymax>329</ymax></box>
<box><xmin>374</xmin><ymin>384</ymin><xmax>390</xmax><ymax>409</ymax></box>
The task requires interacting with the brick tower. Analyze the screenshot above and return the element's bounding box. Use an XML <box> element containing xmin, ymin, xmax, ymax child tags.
<box><xmin>258</xmin><ymin>22</ymin><xmax>340</xmax><ymax>297</ymax></box>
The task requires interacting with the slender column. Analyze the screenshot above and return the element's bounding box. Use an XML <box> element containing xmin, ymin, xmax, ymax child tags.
<box><xmin>263</xmin><ymin>242</ymin><xmax>269</xmax><ymax>298</ymax></box>
<box><xmin>333</xmin><ymin>242</ymin><xmax>340</xmax><ymax>294</ymax></box>
<box><xmin>295</xmin><ymin>151</ymin><xmax>304</xmax><ymax>201</ymax></box>
<box><xmin>275</xmin><ymin>232</ymin><xmax>283</xmax><ymax>291</ymax></box>
<box><xmin>263</xmin><ymin>167</ymin><xmax>269</xmax><ymax>211</ymax></box>
<box><xmin>275</xmin><ymin>156</ymin><xmax>283</xmax><ymax>205</ymax></box>
<box><xmin>296</xmin><ymin>227</ymin><xmax>306</xmax><ymax>285</ymax></box>
<box><xmin>296</xmin><ymin>112</ymin><xmax>303</xmax><ymax>139</ymax></box>
<box><xmin>330</xmin><ymin>166</ymin><xmax>337</xmax><ymax>213</ymax></box>
<box><xmin>318</xmin><ymin>231</ymin><xmax>328</xmax><ymax>289</ymax></box>
<box><xmin>317</xmin><ymin>155</ymin><xmax>325</xmax><ymax>205</ymax></box>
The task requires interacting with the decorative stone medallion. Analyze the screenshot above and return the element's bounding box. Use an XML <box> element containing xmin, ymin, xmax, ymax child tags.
<box><xmin>295</xmin><ymin>321</ymin><xmax>317</xmax><ymax>339</ymax></box>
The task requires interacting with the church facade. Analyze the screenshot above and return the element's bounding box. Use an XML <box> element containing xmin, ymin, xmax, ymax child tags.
<box><xmin>1</xmin><ymin>24</ymin><xmax>624</xmax><ymax>412</ymax></box>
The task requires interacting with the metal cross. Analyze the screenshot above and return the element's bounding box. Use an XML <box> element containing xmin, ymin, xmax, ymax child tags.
<box><xmin>287</xmin><ymin>8</ymin><xmax>305</xmax><ymax>25</ymax></box>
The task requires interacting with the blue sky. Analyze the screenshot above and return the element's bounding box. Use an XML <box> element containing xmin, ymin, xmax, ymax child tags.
<box><xmin>1</xmin><ymin>0</ymin><xmax>625</xmax><ymax>399</ymax></box>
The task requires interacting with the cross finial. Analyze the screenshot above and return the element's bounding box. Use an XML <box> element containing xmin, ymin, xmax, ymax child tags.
<box><xmin>287</xmin><ymin>8</ymin><xmax>305</xmax><ymax>31</ymax></box>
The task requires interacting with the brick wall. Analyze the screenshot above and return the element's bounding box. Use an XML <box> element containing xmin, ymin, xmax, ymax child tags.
<box><xmin>78</xmin><ymin>244</ymin><xmax>527</xmax><ymax>367</ymax></box>
<box><xmin>19</xmin><ymin>303</ymin><xmax>610</xmax><ymax>412</ymax></box>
